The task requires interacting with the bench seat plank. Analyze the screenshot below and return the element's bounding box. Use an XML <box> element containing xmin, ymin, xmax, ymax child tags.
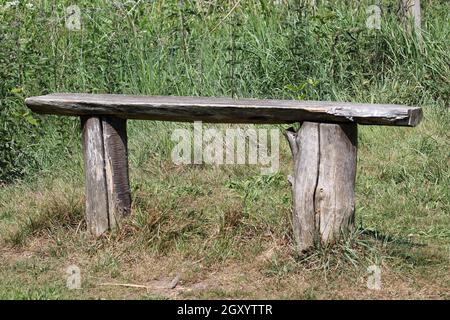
<box><xmin>25</xmin><ymin>93</ymin><xmax>422</xmax><ymax>126</ymax></box>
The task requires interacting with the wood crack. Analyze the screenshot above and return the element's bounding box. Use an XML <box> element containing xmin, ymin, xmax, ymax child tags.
<box><xmin>100</xmin><ymin>116</ymin><xmax>111</xmax><ymax>230</ymax></box>
<box><xmin>312</xmin><ymin>123</ymin><xmax>321</xmax><ymax>247</ymax></box>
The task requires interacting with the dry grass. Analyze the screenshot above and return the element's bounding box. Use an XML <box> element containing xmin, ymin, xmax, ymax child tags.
<box><xmin>0</xmin><ymin>231</ymin><xmax>448</xmax><ymax>299</ymax></box>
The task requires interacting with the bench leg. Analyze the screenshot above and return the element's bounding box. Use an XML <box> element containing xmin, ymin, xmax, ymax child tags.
<box><xmin>284</xmin><ymin>122</ymin><xmax>357</xmax><ymax>252</ymax></box>
<box><xmin>81</xmin><ymin>116</ymin><xmax>131</xmax><ymax>237</ymax></box>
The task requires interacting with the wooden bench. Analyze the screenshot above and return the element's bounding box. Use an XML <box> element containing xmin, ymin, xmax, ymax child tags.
<box><xmin>25</xmin><ymin>93</ymin><xmax>422</xmax><ymax>252</ymax></box>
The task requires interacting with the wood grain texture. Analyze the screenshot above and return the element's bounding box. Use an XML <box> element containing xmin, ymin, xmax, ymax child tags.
<box><xmin>102</xmin><ymin>117</ymin><xmax>131</xmax><ymax>230</ymax></box>
<box><xmin>81</xmin><ymin>116</ymin><xmax>109</xmax><ymax>237</ymax></box>
<box><xmin>284</xmin><ymin>123</ymin><xmax>319</xmax><ymax>252</ymax></box>
<box><xmin>285</xmin><ymin>122</ymin><xmax>357</xmax><ymax>252</ymax></box>
<box><xmin>25</xmin><ymin>93</ymin><xmax>423</xmax><ymax>126</ymax></box>
<box><xmin>316</xmin><ymin>123</ymin><xmax>357</xmax><ymax>245</ymax></box>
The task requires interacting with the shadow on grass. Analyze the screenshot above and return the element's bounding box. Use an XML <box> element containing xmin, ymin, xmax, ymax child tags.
<box><xmin>358</xmin><ymin>228</ymin><xmax>446</xmax><ymax>268</ymax></box>
<box><xmin>359</xmin><ymin>228</ymin><xmax>426</xmax><ymax>248</ymax></box>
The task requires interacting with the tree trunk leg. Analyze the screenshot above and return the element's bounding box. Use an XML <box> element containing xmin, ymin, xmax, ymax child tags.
<box><xmin>81</xmin><ymin>116</ymin><xmax>131</xmax><ymax>236</ymax></box>
<box><xmin>284</xmin><ymin>122</ymin><xmax>357</xmax><ymax>252</ymax></box>
<box><xmin>81</xmin><ymin>116</ymin><xmax>109</xmax><ymax>236</ymax></box>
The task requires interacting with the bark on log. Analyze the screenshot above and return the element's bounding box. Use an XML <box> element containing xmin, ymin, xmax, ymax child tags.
<box><xmin>81</xmin><ymin>116</ymin><xmax>131</xmax><ymax>236</ymax></box>
<box><xmin>285</xmin><ymin>122</ymin><xmax>357</xmax><ymax>252</ymax></box>
<box><xmin>102</xmin><ymin>117</ymin><xmax>131</xmax><ymax>230</ymax></box>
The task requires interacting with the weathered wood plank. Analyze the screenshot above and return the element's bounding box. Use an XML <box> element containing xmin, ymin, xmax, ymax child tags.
<box><xmin>285</xmin><ymin>122</ymin><xmax>357</xmax><ymax>252</ymax></box>
<box><xmin>102</xmin><ymin>116</ymin><xmax>131</xmax><ymax>230</ymax></box>
<box><xmin>81</xmin><ymin>116</ymin><xmax>109</xmax><ymax>237</ymax></box>
<box><xmin>25</xmin><ymin>93</ymin><xmax>422</xmax><ymax>126</ymax></box>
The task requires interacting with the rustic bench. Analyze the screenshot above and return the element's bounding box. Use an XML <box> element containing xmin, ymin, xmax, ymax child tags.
<box><xmin>25</xmin><ymin>94</ymin><xmax>422</xmax><ymax>252</ymax></box>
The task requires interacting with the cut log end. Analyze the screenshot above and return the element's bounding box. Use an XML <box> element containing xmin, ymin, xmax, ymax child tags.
<box><xmin>285</xmin><ymin>122</ymin><xmax>357</xmax><ymax>252</ymax></box>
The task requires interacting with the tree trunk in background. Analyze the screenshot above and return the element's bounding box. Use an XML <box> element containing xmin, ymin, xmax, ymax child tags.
<box><xmin>401</xmin><ymin>0</ymin><xmax>423</xmax><ymax>46</ymax></box>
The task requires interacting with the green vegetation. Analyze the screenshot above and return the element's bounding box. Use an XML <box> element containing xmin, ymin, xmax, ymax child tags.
<box><xmin>0</xmin><ymin>0</ymin><xmax>449</xmax><ymax>299</ymax></box>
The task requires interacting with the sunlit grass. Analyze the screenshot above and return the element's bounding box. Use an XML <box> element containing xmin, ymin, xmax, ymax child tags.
<box><xmin>0</xmin><ymin>0</ymin><xmax>448</xmax><ymax>299</ymax></box>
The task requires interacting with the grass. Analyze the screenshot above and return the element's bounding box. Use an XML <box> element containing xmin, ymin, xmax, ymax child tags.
<box><xmin>0</xmin><ymin>0</ymin><xmax>449</xmax><ymax>299</ymax></box>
